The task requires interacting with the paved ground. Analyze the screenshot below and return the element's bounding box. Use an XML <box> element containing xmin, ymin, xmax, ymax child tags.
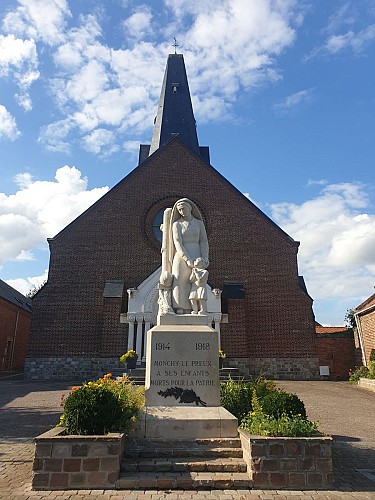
<box><xmin>0</xmin><ymin>375</ymin><xmax>374</xmax><ymax>499</ymax></box>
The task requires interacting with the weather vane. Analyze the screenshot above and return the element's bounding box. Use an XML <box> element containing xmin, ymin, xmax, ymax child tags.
<box><xmin>173</xmin><ymin>37</ymin><xmax>179</xmax><ymax>54</ymax></box>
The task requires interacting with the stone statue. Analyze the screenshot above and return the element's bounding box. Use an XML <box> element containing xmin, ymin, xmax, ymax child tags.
<box><xmin>158</xmin><ymin>198</ymin><xmax>209</xmax><ymax>315</ymax></box>
<box><xmin>189</xmin><ymin>258</ymin><xmax>209</xmax><ymax>315</ymax></box>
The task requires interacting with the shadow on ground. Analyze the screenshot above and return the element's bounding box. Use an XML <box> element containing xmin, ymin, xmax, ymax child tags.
<box><xmin>333</xmin><ymin>439</ymin><xmax>375</xmax><ymax>491</ymax></box>
<box><xmin>0</xmin><ymin>408</ymin><xmax>62</xmax><ymax>438</ymax></box>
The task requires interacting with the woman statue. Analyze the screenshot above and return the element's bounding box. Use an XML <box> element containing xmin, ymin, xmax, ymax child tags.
<box><xmin>168</xmin><ymin>198</ymin><xmax>209</xmax><ymax>314</ymax></box>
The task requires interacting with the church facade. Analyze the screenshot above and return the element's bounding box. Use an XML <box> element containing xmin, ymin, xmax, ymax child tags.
<box><xmin>25</xmin><ymin>54</ymin><xmax>320</xmax><ymax>381</ymax></box>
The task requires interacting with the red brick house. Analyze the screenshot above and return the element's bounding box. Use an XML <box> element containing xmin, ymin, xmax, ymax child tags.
<box><xmin>0</xmin><ymin>279</ymin><xmax>32</xmax><ymax>374</ymax></box>
<box><xmin>315</xmin><ymin>326</ymin><xmax>356</xmax><ymax>379</ymax></box>
<box><xmin>354</xmin><ymin>292</ymin><xmax>375</xmax><ymax>365</ymax></box>
<box><xmin>25</xmin><ymin>54</ymin><xmax>320</xmax><ymax>381</ymax></box>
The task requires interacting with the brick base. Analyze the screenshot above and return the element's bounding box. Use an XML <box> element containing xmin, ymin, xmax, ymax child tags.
<box><xmin>24</xmin><ymin>356</ymin><xmax>122</xmax><ymax>381</ymax></box>
<box><xmin>230</xmin><ymin>357</ymin><xmax>321</xmax><ymax>380</ymax></box>
<box><xmin>32</xmin><ymin>427</ymin><xmax>125</xmax><ymax>490</ymax></box>
<box><xmin>239</xmin><ymin>429</ymin><xmax>333</xmax><ymax>489</ymax></box>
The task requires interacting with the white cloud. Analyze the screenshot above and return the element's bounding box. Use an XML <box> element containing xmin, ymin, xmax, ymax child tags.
<box><xmin>38</xmin><ymin>118</ymin><xmax>75</xmax><ymax>153</ymax></box>
<box><xmin>0</xmin><ymin>34</ymin><xmax>39</xmax><ymax>108</ymax></box>
<box><xmin>122</xmin><ymin>7</ymin><xmax>153</xmax><ymax>40</ymax></box>
<box><xmin>82</xmin><ymin>129</ymin><xmax>120</xmax><ymax>156</ymax></box>
<box><xmin>0</xmin><ymin>104</ymin><xmax>21</xmax><ymax>141</ymax></box>
<box><xmin>15</xmin><ymin>249</ymin><xmax>35</xmax><ymax>261</ymax></box>
<box><xmin>13</xmin><ymin>172</ymin><xmax>34</xmax><ymax>188</ymax></box>
<box><xmin>29</xmin><ymin>1</ymin><xmax>303</xmax><ymax>156</ymax></box>
<box><xmin>6</xmin><ymin>270</ymin><xmax>48</xmax><ymax>296</ymax></box>
<box><xmin>306</xmin><ymin>1</ymin><xmax>375</xmax><ymax>60</ymax></box>
<box><xmin>273</xmin><ymin>88</ymin><xmax>315</xmax><ymax>113</ymax></box>
<box><xmin>2</xmin><ymin>0</ymin><xmax>71</xmax><ymax>45</ymax></box>
<box><xmin>0</xmin><ymin>166</ymin><xmax>109</xmax><ymax>266</ymax></box>
<box><xmin>269</xmin><ymin>182</ymin><xmax>375</xmax><ymax>308</ymax></box>
<box><xmin>307</xmin><ymin>178</ymin><xmax>328</xmax><ymax>187</ymax></box>
<box><xmin>123</xmin><ymin>140</ymin><xmax>143</xmax><ymax>154</ymax></box>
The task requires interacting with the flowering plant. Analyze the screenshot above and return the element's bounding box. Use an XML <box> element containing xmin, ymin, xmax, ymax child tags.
<box><xmin>218</xmin><ymin>349</ymin><xmax>226</xmax><ymax>359</ymax></box>
<box><xmin>58</xmin><ymin>373</ymin><xmax>144</xmax><ymax>435</ymax></box>
<box><xmin>240</xmin><ymin>390</ymin><xmax>320</xmax><ymax>437</ymax></box>
<box><xmin>120</xmin><ymin>350</ymin><xmax>138</xmax><ymax>363</ymax></box>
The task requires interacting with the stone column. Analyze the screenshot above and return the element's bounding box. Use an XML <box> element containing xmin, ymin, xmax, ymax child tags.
<box><xmin>127</xmin><ymin>314</ymin><xmax>136</xmax><ymax>351</ymax></box>
<box><xmin>136</xmin><ymin>314</ymin><xmax>144</xmax><ymax>362</ymax></box>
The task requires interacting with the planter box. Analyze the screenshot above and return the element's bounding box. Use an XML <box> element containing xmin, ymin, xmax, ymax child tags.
<box><xmin>239</xmin><ymin>429</ymin><xmax>333</xmax><ymax>490</ymax></box>
<box><xmin>359</xmin><ymin>377</ymin><xmax>375</xmax><ymax>392</ymax></box>
<box><xmin>32</xmin><ymin>427</ymin><xmax>125</xmax><ymax>490</ymax></box>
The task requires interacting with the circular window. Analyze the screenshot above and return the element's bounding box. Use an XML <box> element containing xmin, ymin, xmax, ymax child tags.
<box><xmin>152</xmin><ymin>207</ymin><xmax>172</xmax><ymax>242</ymax></box>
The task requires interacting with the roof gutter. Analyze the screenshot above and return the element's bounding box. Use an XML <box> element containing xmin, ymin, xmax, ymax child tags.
<box><xmin>353</xmin><ymin>313</ymin><xmax>367</xmax><ymax>367</ymax></box>
<box><xmin>354</xmin><ymin>302</ymin><xmax>375</xmax><ymax>316</ymax></box>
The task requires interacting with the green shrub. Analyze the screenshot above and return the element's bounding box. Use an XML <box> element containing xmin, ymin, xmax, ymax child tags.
<box><xmin>349</xmin><ymin>365</ymin><xmax>370</xmax><ymax>383</ymax></box>
<box><xmin>241</xmin><ymin>412</ymin><xmax>320</xmax><ymax>437</ymax></box>
<box><xmin>240</xmin><ymin>390</ymin><xmax>320</xmax><ymax>437</ymax></box>
<box><xmin>220</xmin><ymin>376</ymin><xmax>276</xmax><ymax>420</ymax></box>
<box><xmin>370</xmin><ymin>349</ymin><xmax>375</xmax><ymax>362</ymax></box>
<box><xmin>59</xmin><ymin>374</ymin><xmax>144</xmax><ymax>435</ymax></box>
<box><xmin>368</xmin><ymin>361</ymin><xmax>375</xmax><ymax>378</ymax></box>
<box><xmin>261</xmin><ymin>390</ymin><xmax>307</xmax><ymax>419</ymax></box>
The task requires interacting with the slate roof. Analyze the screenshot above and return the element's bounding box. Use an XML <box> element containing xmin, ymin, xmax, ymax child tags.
<box><xmin>142</xmin><ymin>53</ymin><xmax>211</xmax><ymax>164</ymax></box>
<box><xmin>355</xmin><ymin>292</ymin><xmax>375</xmax><ymax>314</ymax></box>
<box><xmin>0</xmin><ymin>279</ymin><xmax>32</xmax><ymax>313</ymax></box>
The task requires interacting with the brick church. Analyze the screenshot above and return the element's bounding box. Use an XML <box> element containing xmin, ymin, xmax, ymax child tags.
<box><xmin>25</xmin><ymin>53</ymin><xmax>320</xmax><ymax>381</ymax></box>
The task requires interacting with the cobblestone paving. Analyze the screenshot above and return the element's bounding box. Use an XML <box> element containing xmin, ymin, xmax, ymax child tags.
<box><xmin>1</xmin><ymin>377</ymin><xmax>375</xmax><ymax>499</ymax></box>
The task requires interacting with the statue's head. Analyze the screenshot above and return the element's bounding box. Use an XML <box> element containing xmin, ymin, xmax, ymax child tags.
<box><xmin>194</xmin><ymin>258</ymin><xmax>207</xmax><ymax>270</ymax></box>
<box><xmin>176</xmin><ymin>200</ymin><xmax>192</xmax><ymax>217</ymax></box>
<box><xmin>172</xmin><ymin>198</ymin><xmax>203</xmax><ymax>221</ymax></box>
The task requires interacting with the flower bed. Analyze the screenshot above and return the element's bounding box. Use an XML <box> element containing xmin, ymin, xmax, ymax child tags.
<box><xmin>32</xmin><ymin>427</ymin><xmax>125</xmax><ymax>490</ymax></box>
<box><xmin>32</xmin><ymin>374</ymin><xmax>144</xmax><ymax>490</ymax></box>
<box><xmin>239</xmin><ymin>429</ymin><xmax>333</xmax><ymax>489</ymax></box>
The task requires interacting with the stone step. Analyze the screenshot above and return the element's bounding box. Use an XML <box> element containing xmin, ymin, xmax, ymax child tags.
<box><xmin>116</xmin><ymin>471</ymin><xmax>252</xmax><ymax>489</ymax></box>
<box><xmin>122</xmin><ymin>456</ymin><xmax>247</xmax><ymax>473</ymax></box>
<box><xmin>125</xmin><ymin>446</ymin><xmax>244</xmax><ymax>459</ymax></box>
<box><xmin>124</xmin><ymin>438</ymin><xmax>243</xmax><ymax>459</ymax></box>
<box><xmin>125</xmin><ymin>437</ymin><xmax>242</xmax><ymax>448</ymax></box>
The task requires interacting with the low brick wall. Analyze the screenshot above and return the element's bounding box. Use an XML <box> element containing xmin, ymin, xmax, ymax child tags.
<box><xmin>230</xmin><ymin>357</ymin><xmax>321</xmax><ymax>380</ymax></box>
<box><xmin>359</xmin><ymin>377</ymin><xmax>375</xmax><ymax>392</ymax></box>
<box><xmin>239</xmin><ymin>429</ymin><xmax>333</xmax><ymax>489</ymax></box>
<box><xmin>32</xmin><ymin>427</ymin><xmax>125</xmax><ymax>490</ymax></box>
<box><xmin>24</xmin><ymin>356</ymin><xmax>121</xmax><ymax>381</ymax></box>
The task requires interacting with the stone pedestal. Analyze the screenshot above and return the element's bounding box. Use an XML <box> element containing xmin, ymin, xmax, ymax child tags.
<box><xmin>136</xmin><ymin>317</ymin><xmax>237</xmax><ymax>439</ymax></box>
<box><xmin>145</xmin><ymin>324</ymin><xmax>220</xmax><ymax>407</ymax></box>
<box><xmin>135</xmin><ymin>406</ymin><xmax>238</xmax><ymax>439</ymax></box>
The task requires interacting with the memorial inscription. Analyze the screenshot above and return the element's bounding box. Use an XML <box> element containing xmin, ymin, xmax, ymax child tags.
<box><xmin>145</xmin><ymin>327</ymin><xmax>220</xmax><ymax>406</ymax></box>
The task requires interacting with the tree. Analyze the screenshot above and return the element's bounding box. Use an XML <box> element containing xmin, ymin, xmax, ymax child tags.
<box><xmin>26</xmin><ymin>280</ymin><xmax>47</xmax><ymax>298</ymax></box>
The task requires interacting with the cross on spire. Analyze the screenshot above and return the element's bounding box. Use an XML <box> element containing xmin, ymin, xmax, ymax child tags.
<box><xmin>173</xmin><ymin>37</ymin><xmax>179</xmax><ymax>54</ymax></box>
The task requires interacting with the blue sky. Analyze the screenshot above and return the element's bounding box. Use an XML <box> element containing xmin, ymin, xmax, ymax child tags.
<box><xmin>1</xmin><ymin>0</ymin><xmax>375</xmax><ymax>325</ymax></box>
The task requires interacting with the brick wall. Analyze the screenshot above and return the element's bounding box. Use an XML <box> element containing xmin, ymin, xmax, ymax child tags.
<box><xmin>33</xmin><ymin>427</ymin><xmax>125</xmax><ymax>490</ymax></box>
<box><xmin>27</xmin><ymin>139</ymin><xmax>318</xmax><ymax>379</ymax></box>
<box><xmin>357</xmin><ymin>309</ymin><xmax>375</xmax><ymax>364</ymax></box>
<box><xmin>0</xmin><ymin>298</ymin><xmax>32</xmax><ymax>373</ymax></box>
<box><xmin>315</xmin><ymin>332</ymin><xmax>356</xmax><ymax>379</ymax></box>
<box><xmin>239</xmin><ymin>430</ymin><xmax>333</xmax><ymax>490</ymax></box>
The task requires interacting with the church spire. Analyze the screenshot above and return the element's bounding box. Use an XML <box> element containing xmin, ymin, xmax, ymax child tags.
<box><xmin>138</xmin><ymin>53</ymin><xmax>209</xmax><ymax>164</ymax></box>
<box><xmin>149</xmin><ymin>53</ymin><xmax>200</xmax><ymax>156</ymax></box>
